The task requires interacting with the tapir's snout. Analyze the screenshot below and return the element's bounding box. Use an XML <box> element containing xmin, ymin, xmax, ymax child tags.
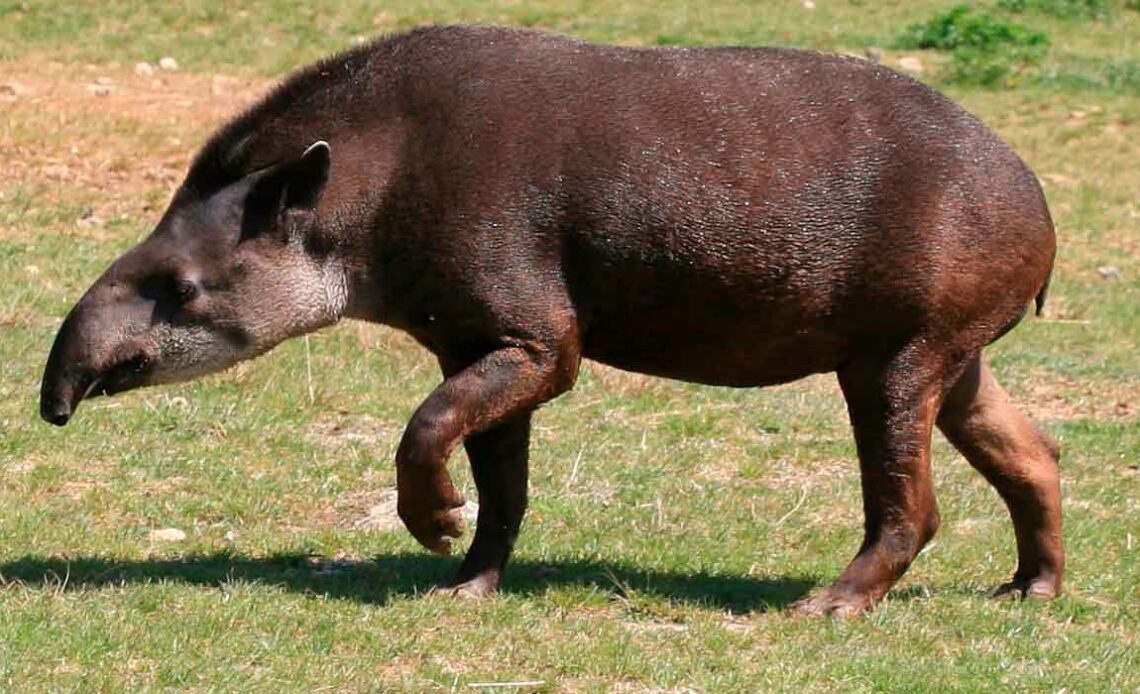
<box><xmin>40</xmin><ymin>367</ymin><xmax>85</xmax><ymax>427</ymax></box>
<box><xmin>40</xmin><ymin>310</ymin><xmax>91</xmax><ymax>427</ymax></box>
<box><xmin>44</xmin><ymin>410</ymin><xmax>71</xmax><ymax>427</ymax></box>
<box><xmin>41</xmin><ymin>400</ymin><xmax>72</xmax><ymax>426</ymax></box>
<box><xmin>39</xmin><ymin>287</ymin><xmax>158</xmax><ymax>427</ymax></box>
<box><xmin>41</xmin><ymin>391</ymin><xmax>75</xmax><ymax>427</ymax></box>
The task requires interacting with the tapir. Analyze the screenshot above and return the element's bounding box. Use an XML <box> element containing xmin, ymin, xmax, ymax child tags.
<box><xmin>40</xmin><ymin>25</ymin><xmax>1063</xmax><ymax>616</ymax></box>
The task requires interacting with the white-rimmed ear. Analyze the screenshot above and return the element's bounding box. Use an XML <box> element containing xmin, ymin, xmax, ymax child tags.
<box><xmin>303</xmin><ymin>140</ymin><xmax>330</xmax><ymax>157</ymax></box>
<box><xmin>284</xmin><ymin>140</ymin><xmax>331</xmax><ymax>211</ymax></box>
<box><xmin>240</xmin><ymin>140</ymin><xmax>332</xmax><ymax>240</ymax></box>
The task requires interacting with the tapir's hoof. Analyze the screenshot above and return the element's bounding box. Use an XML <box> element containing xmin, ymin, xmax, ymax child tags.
<box><xmin>792</xmin><ymin>589</ymin><xmax>875</xmax><ymax>618</ymax></box>
<box><xmin>991</xmin><ymin>574</ymin><xmax>1061</xmax><ymax>601</ymax></box>
<box><xmin>400</xmin><ymin>504</ymin><xmax>466</xmax><ymax>556</ymax></box>
<box><xmin>429</xmin><ymin>573</ymin><xmax>500</xmax><ymax>599</ymax></box>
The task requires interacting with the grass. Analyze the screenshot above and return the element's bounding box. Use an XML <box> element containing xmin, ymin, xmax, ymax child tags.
<box><xmin>2</xmin><ymin>0</ymin><xmax>1139</xmax><ymax>691</ymax></box>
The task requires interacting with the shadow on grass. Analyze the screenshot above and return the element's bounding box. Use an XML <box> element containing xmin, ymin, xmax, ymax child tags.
<box><xmin>0</xmin><ymin>552</ymin><xmax>814</xmax><ymax>613</ymax></box>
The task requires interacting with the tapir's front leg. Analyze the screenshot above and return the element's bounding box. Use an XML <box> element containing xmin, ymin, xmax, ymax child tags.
<box><xmin>446</xmin><ymin>413</ymin><xmax>532</xmax><ymax>596</ymax></box>
<box><xmin>395</xmin><ymin>340</ymin><xmax>579</xmax><ymax>566</ymax></box>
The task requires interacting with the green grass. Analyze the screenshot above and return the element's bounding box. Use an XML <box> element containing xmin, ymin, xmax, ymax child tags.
<box><xmin>2</xmin><ymin>1</ymin><xmax>1139</xmax><ymax>691</ymax></box>
<box><xmin>998</xmin><ymin>0</ymin><xmax>1115</xmax><ymax>20</ymax></box>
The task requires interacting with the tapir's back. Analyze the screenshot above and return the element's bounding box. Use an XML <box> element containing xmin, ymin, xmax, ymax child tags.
<box><xmin>373</xmin><ymin>27</ymin><xmax>1051</xmax><ymax>385</ymax></box>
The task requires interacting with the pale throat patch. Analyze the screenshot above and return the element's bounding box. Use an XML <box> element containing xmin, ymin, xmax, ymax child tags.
<box><xmin>322</xmin><ymin>259</ymin><xmax>350</xmax><ymax>320</ymax></box>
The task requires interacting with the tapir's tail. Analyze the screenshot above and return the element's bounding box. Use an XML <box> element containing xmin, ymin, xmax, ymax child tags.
<box><xmin>988</xmin><ymin>256</ymin><xmax>1054</xmax><ymax>346</ymax></box>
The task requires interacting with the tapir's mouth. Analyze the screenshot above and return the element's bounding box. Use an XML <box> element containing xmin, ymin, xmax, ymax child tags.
<box><xmin>40</xmin><ymin>353</ymin><xmax>154</xmax><ymax>427</ymax></box>
<box><xmin>92</xmin><ymin>353</ymin><xmax>154</xmax><ymax>398</ymax></box>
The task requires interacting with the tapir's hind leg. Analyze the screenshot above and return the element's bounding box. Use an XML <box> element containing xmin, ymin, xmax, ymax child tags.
<box><xmin>936</xmin><ymin>355</ymin><xmax>1064</xmax><ymax>598</ymax></box>
<box><xmin>795</xmin><ymin>347</ymin><xmax>947</xmax><ymax>617</ymax></box>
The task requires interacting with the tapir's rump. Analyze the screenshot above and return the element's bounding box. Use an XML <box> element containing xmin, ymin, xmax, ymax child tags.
<box><xmin>41</xmin><ymin>26</ymin><xmax>1062</xmax><ymax>615</ymax></box>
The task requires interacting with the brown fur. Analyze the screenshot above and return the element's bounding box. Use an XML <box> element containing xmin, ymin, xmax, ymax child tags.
<box><xmin>41</xmin><ymin>26</ymin><xmax>1061</xmax><ymax>614</ymax></box>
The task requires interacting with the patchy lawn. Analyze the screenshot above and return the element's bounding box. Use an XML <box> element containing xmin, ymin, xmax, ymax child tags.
<box><xmin>1</xmin><ymin>1</ymin><xmax>1137</xmax><ymax>691</ymax></box>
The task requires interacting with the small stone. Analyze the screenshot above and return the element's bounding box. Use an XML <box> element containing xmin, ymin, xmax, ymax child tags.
<box><xmin>158</xmin><ymin>56</ymin><xmax>180</xmax><ymax>71</ymax></box>
<box><xmin>150</xmin><ymin>527</ymin><xmax>187</xmax><ymax>542</ymax></box>
<box><xmin>864</xmin><ymin>47</ymin><xmax>883</xmax><ymax>63</ymax></box>
<box><xmin>803</xmin><ymin>0</ymin><xmax>816</xmax><ymax>8</ymax></box>
<box><xmin>135</xmin><ymin>62</ymin><xmax>155</xmax><ymax>77</ymax></box>
<box><xmin>88</xmin><ymin>83</ymin><xmax>112</xmax><ymax>97</ymax></box>
<box><xmin>898</xmin><ymin>56</ymin><xmax>924</xmax><ymax>73</ymax></box>
<box><xmin>353</xmin><ymin>489</ymin><xmax>403</xmax><ymax>531</ymax></box>
<box><xmin>1043</xmin><ymin>173</ymin><xmax>1078</xmax><ymax>188</ymax></box>
<box><xmin>1097</xmin><ymin>265</ymin><xmax>1121</xmax><ymax>280</ymax></box>
<box><xmin>76</xmin><ymin>214</ymin><xmax>104</xmax><ymax>229</ymax></box>
<box><xmin>210</xmin><ymin>74</ymin><xmax>234</xmax><ymax>97</ymax></box>
<box><xmin>0</xmin><ymin>81</ymin><xmax>26</xmax><ymax>98</ymax></box>
<box><xmin>223</xmin><ymin>530</ymin><xmax>238</xmax><ymax>542</ymax></box>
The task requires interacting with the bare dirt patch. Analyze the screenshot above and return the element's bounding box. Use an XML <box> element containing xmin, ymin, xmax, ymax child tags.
<box><xmin>0</xmin><ymin>59</ymin><xmax>266</xmax><ymax>135</ymax></box>
<box><xmin>1021</xmin><ymin>374</ymin><xmax>1136</xmax><ymax>423</ymax></box>
<box><xmin>1</xmin><ymin>59</ymin><xmax>269</xmax><ymax>238</ymax></box>
<box><xmin>325</xmin><ymin>486</ymin><xmax>479</xmax><ymax>532</ymax></box>
<box><xmin>586</xmin><ymin>363</ymin><xmax>658</xmax><ymax>398</ymax></box>
<box><xmin>305</xmin><ymin>411</ymin><xmax>400</xmax><ymax>451</ymax></box>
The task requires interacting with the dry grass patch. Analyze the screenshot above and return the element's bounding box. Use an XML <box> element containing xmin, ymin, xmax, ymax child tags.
<box><xmin>1</xmin><ymin>59</ymin><xmax>267</xmax><ymax>240</ymax></box>
<box><xmin>305</xmin><ymin>411</ymin><xmax>400</xmax><ymax>451</ymax></box>
<box><xmin>1020</xmin><ymin>371</ymin><xmax>1137</xmax><ymax>422</ymax></box>
<box><xmin>1</xmin><ymin>5</ymin><xmax>1138</xmax><ymax>691</ymax></box>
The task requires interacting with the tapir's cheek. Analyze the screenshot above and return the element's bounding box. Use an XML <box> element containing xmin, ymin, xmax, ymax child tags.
<box><xmin>148</xmin><ymin>325</ymin><xmax>247</xmax><ymax>383</ymax></box>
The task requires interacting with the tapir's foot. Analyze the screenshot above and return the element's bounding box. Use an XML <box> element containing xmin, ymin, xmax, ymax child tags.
<box><xmin>397</xmin><ymin>476</ymin><xmax>467</xmax><ymax>555</ymax></box>
<box><xmin>991</xmin><ymin>572</ymin><xmax>1061</xmax><ymax>600</ymax></box>
<box><xmin>792</xmin><ymin>587</ymin><xmax>878</xmax><ymax>618</ymax></box>
<box><xmin>430</xmin><ymin>572</ymin><xmax>501</xmax><ymax>599</ymax></box>
<box><xmin>401</xmin><ymin>504</ymin><xmax>466</xmax><ymax>556</ymax></box>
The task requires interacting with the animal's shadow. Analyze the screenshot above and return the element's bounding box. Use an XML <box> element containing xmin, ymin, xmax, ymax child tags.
<box><xmin>0</xmin><ymin>552</ymin><xmax>815</xmax><ymax>614</ymax></box>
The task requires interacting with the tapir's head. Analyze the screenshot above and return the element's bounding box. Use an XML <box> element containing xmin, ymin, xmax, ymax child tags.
<box><xmin>41</xmin><ymin>141</ymin><xmax>345</xmax><ymax>426</ymax></box>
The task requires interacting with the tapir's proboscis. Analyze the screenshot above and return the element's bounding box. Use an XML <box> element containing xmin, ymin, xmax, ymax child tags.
<box><xmin>40</xmin><ymin>26</ymin><xmax>1063</xmax><ymax>616</ymax></box>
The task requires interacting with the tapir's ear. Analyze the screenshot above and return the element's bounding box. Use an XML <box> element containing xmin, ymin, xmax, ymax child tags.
<box><xmin>241</xmin><ymin>141</ymin><xmax>332</xmax><ymax>240</ymax></box>
<box><xmin>283</xmin><ymin>140</ymin><xmax>331</xmax><ymax>211</ymax></box>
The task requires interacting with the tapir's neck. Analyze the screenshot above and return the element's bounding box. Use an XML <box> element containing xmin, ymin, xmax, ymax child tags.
<box><xmin>311</xmin><ymin>213</ymin><xmax>384</xmax><ymax>326</ymax></box>
<box><xmin>338</xmin><ymin>259</ymin><xmax>386</xmax><ymax>324</ymax></box>
<box><xmin>320</xmin><ymin>256</ymin><xmax>352</xmax><ymax>323</ymax></box>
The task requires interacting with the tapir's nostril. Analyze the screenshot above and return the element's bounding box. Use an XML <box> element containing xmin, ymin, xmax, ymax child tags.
<box><xmin>43</xmin><ymin>407</ymin><xmax>71</xmax><ymax>427</ymax></box>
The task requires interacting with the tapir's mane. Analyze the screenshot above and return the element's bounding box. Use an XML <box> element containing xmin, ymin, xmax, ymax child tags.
<box><xmin>182</xmin><ymin>25</ymin><xmax>570</xmax><ymax>201</ymax></box>
<box><xmin>182</xmin><ymin>39</ymin><xmax>385</xmax><ymax>199</ymax></box>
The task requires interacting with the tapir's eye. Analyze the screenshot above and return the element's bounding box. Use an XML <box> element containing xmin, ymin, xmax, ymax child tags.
<box><xmin>141</xmin><ymin>275</ymin><xmax>199</xmax><ymax>304</ymax></box>
<box><xmin>173</xmin><ymin>280</ymin><xmax>198</xmax><ymax>303</ymax></box>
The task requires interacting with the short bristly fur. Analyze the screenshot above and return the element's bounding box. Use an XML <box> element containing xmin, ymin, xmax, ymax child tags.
<box><xmin>42</xmin><ymin>26</ymin><xmax>1062</xmax><ymax>616</ymax></box>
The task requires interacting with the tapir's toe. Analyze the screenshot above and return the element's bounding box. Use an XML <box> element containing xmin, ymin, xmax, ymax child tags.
<box><xmin>429</xmin><ymin>573</ymin><xmax>500</xmax><ymax>599</ymax></box>
<box><xmin>991</xmin><ymin>574</ymin><xmax>1061</xmax><ymax>601</ymax></box>
<box><xmin>426</xmin><ymin>507</ymin><xmax>467</xmax><ymax>556</ymax></box>
<box><xmin>792</xmin><ymin>588</ymin><xmax>876</xmax><ymax>618</ymax></box>
<box><xmin>400</xmin><ymin>505</ymin><xmax>466</xmax><ymax>556</ymax></box>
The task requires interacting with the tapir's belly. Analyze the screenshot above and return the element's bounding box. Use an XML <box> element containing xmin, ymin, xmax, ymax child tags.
<box><xmin>568</xmin><ymin>238</ymin><xmax>856</xmax><ymax>388</ymax></box>
<box><xmin>583</xmin><ymin>325</ymin><xmax>846</xmax><ymax>388</ymax></box>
